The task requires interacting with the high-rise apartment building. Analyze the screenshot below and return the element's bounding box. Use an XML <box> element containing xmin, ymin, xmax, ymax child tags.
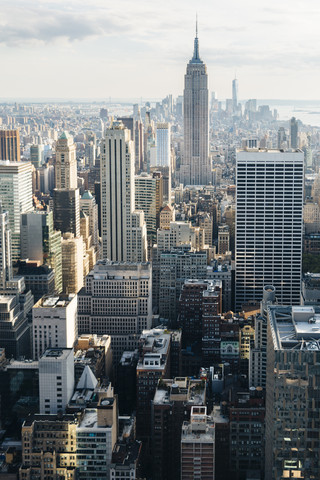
<box><xmin>0</xmin><ymin>161</ymin><xmax>33</xmax><ymax>261</ymax></box>
<box><xmin>181</xmin><ymin>26</ymin><xmax>211</xmax><ymax>186</ymax></box>
<box><xmin>20</xmin><ymin>210</ymin><xmax>63</xmax><ymax>293</ymax></box>
<box><xmin>181</xmin><ymin>406</ymin><xmax>215</xmax><ymax>480</ymax></box>
<box><xmin>0</xmin><ymin>129</ymin><xmax>21</xmax><ymax>162</ymax></box>
<box><xmin>101</xmin><ymin>121</ymin><xmax>147</xmax><ymax>262</ymax></box>
<box><xmin>156</xmin><ymin>123</ymin><xmax>171</xmax><ymax>167</ymax></box>
<box><xmin>39</xmin><ymin>347</ymin><xmax>75</xmax><ymax>414</ymax></box>
<box><xmin>32</xmin><ymin>294</ymin><xmax>77</xmax><ymax>360</ymax></box>
<box><xmin>265</xmin><ymin>305</ymin><xmax>320</xmax><ymax>479</ymax></box>
<box><xmin>55</xmin><ymin>132</ymin><xmax>77</xmax><ymax>189</ymax></box>
<box><xmin>235</xmin><ymin>149</ymin><xmax>304</xmax><ymax>310</ymax></box>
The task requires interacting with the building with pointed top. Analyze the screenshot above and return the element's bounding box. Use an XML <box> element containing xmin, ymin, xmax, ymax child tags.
<box><xmin>180</xmin><ymin>23</ymin><xmax>211</xmax><ymax>186</ymax></box>
<box><xmin>55</xmin><ymin>131</ymin><xmax>77</xmax><ymax>189</ymax></box>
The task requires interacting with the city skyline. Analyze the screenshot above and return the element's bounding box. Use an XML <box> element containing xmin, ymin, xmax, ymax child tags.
<box><xmin>1</xmin><ymin>0</ymin><xmax>320</xmax><ymax>100</ymax></box>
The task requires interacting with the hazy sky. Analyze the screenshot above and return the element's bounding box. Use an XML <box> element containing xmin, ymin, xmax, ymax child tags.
<box><xmin>1</xmin><ymin>0</ymin><xmax>319</xmax><ymax>100</ymax></box>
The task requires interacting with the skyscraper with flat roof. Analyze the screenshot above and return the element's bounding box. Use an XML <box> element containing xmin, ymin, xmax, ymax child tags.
<box><xmin>235</xmin><ymin>149</ymin><xmax>304</xmax><ymax>310</ymax></box>
<box><xmin>181</xmin><ymin>24</ymin><xmax>211</xmax><ymax>186</ymax></box>
<box><xmin>0</xmin><ymin>129</ymin><xmax>20</xmax><ymax>162</ymax></box>
<box><xmin>100</xmin><ymin>121</ymin><xmax>147</xmax><ymax>262</ymax></box>
<box><xmin>0</xmin><ymin>161</ymin><xmax>33</xmax><ymax>261</ymax></box>
<box><xmin>156</xmin><ymin>123</ymin><xmax>171</xmax><ymax>167</ymax></box>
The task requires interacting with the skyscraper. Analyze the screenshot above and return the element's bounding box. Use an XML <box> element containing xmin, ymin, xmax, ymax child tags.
<box><xmin>20</xmin><ymin>210</ymin><xmax>63</xmax><ymax>293</ymax></box>
<box><xmin>100</xmin><ymin>121</ymin><xmax>147</xmax><ymax>262</ymax></box>
<box><xmin>232</xmin><ymin>77</ymin><xmax>238</xmax><ymax>113</ymax></box>
<box><xmin>235</xmin><ymin>149</ymin><xmax>304</xmax><ymax>310</ymax></box>
<box><xmin>55</xmin><ymin>132</ymin><xmax>77</xmax><ymax>189</ymax></box>
<box><xmin>181</xmin><ymin>23</ymin><xmax>211</xmax><ymax>186</ymax></box>
<box><xmin>0</xmin><ymin>161</ymin><xmax>33</xmax><ymax>261</ymax></box>
<box><xmin>290</xmin><ymin>116</ymin><xmax>299</xmax><ymax>149</ymax></box>
<box><xmin>53</xmin><ymin>188</ymin><xmax>80</xmax><ymax>237</ymax></box>
<box><xmin>30</xmin><ymin>144</ymin><xmax>44</xmax><ymax>169</ymax></box>
<box><xmin>0</xmin><ymin>129</ymin><xmax>21</xmax><ymax>162</ymax></box>
<box><xmin>156</xmin><ymin>123</ymin><xmax>171</xmax><ymax>167</ymax></box>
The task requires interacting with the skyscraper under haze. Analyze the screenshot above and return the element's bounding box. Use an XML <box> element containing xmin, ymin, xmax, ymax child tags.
<box><xmin>232</xmin><ymin>77</ymin><xmax>238</xmax><ymax>113</ymax></box>
<box><xmin>290</xmin><ymin>116</ymin><xmax>299</xmax><ymax>149</ymax></box>
<box><xmin>181</xmin><ymin>24</ymin><xmax>211</xmax><ymax>186</ymax></box>
<box><xmin>235</xmin><ymin>149</ymin><xmax>304</xmax><ymax>310</ymax></box>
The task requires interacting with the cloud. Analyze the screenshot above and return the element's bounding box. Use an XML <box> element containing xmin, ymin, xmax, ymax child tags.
<box><xmin>0</xmin><ymin>1</ymin><xmax>133</xmax><ymax>46</ymax></box>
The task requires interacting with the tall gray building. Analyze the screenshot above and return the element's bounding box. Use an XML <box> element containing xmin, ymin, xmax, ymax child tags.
<box><xmin>180</xmin><ymin>24</ymin><xmax>211</xmax><ymax>186</ymax></box>
<box><xmin>235</xmin><ymin>149</ymin><xmax>304</xmax><ymax>310</ymax></box>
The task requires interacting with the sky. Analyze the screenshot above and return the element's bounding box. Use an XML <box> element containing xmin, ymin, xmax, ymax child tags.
<box><xmin>1</xmin><ymin>0</ymin><xmax>320</xmax><ymax>100</ymax></box>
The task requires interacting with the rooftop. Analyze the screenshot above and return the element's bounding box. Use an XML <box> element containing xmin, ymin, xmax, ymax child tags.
<box><xmin>153</xmin><ymin>377</ymin><xmax>206</xmax><ymax>406</ymax></box>
<box><xmin>34</xmin><ymin>294</ymin><xmax>76</xmax><ymax>309</ymax></box>
<box><xmin>40</xmin><ymin>348</ymin><xmax>73</xmax><ymax>360</ymax></box>
<box><xmin>268</xmin><ymin>305</ymin><xmax>320</xmax><ymax>351</ymax></box>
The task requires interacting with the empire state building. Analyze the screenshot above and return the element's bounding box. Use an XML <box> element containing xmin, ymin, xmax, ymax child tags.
<box><xmin>181</xmin><ymin>25</ymin><xmax>211</xmax><ymax>186</ymax></box>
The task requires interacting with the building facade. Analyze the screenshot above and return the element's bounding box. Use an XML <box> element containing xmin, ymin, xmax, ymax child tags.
<box><xmin>235</xmin><ymin>149</ymin><xmax>304</xmax><ymax>310</ymax></box>
<box><xmin>0</xmin><ymin>161</ymin><xmax>33</xmax><ymax>261</ymax></box>
<box><xmin>0</xmin><ymin>129</ymin><xmax>20</xmax><ymax>162</ymax></box>
<box><xmin>100</xmin><ymin>121</ymin><xmax>147</xmax><ymax>262</ymax></box>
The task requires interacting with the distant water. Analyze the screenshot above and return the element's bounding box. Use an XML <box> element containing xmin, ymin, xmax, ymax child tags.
<box><xmin>257</xmin><ymin>100</ymin><xmax>320</xmax><ymax>128</ymax></box>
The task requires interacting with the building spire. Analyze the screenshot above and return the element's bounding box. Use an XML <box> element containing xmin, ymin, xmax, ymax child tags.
<box><xmin>196</xmin><ymin>13</ymin><xmax>198</xmax><ymax>38</ymax></box>
<box><xmin>192</xmin><ymin>15</ymin><xmax>201</xmax><ymax>62</ymax></box>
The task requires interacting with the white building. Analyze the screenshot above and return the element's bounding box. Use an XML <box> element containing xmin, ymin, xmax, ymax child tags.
<box><xmin>39</xmin><ymin>347</ymin><xmax>75</xmax><ymax>414</ymax></box>
<box><xmin>235</xmin><ymin>149</ymin><xmax>304</xmax><ymax>310</ymax></box>
<box><xmin>156</xmin><ymin>123</ymin><xmax>171</xmax><ymax>167</ymax></box>
<box><xmin>32</xmin><ymin>294</ymin><xmax>77</xmax><ymax>360</ymax></box>
<box><xmin>100</xmin><ymin>121</ymin><xmax>147</xmax><ymax>262</ymax></box>
<box><xmin>0</xmin><ymin>161</ymin><xmax>33</xmax><ymax>260</ymax></box>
